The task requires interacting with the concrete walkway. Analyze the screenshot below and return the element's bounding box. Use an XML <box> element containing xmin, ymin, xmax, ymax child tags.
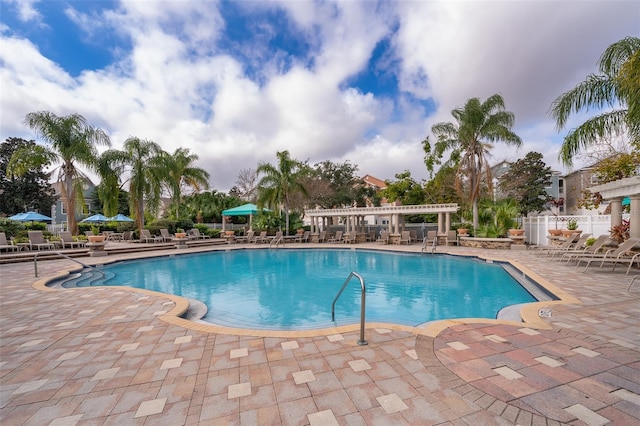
<box><xmin>1</xmin><ymin>243</ymin><xmax>638</xmax><ymax>425</ymax></box>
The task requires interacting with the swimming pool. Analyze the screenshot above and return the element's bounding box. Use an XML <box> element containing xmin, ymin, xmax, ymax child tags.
<box><xmin>64</xmin><ymin>249</ymin><xmax>543</xmax><ymax>330</ymax></box>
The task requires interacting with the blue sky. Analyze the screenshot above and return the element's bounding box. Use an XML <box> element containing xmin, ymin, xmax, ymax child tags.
<box><xmin>1</xmin><ymin>0</ymin><xmax>638</xmax><ymax>191</ymax></box>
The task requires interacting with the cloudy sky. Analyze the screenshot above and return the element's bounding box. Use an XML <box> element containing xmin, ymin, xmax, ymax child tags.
<box><xmin>1</xmin><ymin>0</ymin><xmax>638</xmax><ymax>192</ymax></box>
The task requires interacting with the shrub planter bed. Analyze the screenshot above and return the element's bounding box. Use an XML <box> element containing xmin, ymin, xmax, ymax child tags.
<box><xmin>459</xmin><ymin>237</ymin><xmax>512</xmax><ymax>249</ymax></box>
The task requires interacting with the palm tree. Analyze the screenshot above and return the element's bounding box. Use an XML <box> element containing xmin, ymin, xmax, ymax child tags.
<box><xmin>424</xmin><ymin>94</ymin><xmax>522</xmax><ymax>230</ymax></box>
<box><xmin>551</xmin><ymin>36</ymin><xmax>640</xmax><ymax>166</ymax></box>
<box><xmin>98</xmin><ymin>137</ymin><xmax>167</xmax><ymax>232</ymax></box>
<box><xmin>10</xmin><ymin>112</ymin><xmax>110</xmax><ymax>234</ymax></box>
<box><xmin>257</xmin><ymin>150</ymin><xmax>306</xmax><ymax>235</ymax></box>
<box><xmin>165</xmin><ymin>148</ymin><xmax>210</xmax><ymax>218</ymax></box>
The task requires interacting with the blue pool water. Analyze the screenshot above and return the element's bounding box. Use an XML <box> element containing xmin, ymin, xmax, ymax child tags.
<box><xmin>74</xmin><ymin>249</ymin><xmax>537</xmax><ymax>330</ymax></box>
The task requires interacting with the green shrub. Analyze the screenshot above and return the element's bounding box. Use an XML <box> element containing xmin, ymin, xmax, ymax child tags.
<box><xmin>193</xmin><ymin>223</ymin><xmax>211</xmax><ymax>236</ymax></box>
<box><xmin>0</xmin><ymin>218</ymin><xmax>25</xmax><ymax>238</ymax></box>
<box><xmin>175</xmin><ymin>218</ymin><xmax>194</xmax><ymax>231</ymax></box>
<box><xmin>24</xmin><ymin>221</ymin><xmax>47</xmax><ymax>231</ymax></box>
<box><xmin>585</xmin><ymin>237</ymin><xmax>596</xmax><ymax>247</ymax></box>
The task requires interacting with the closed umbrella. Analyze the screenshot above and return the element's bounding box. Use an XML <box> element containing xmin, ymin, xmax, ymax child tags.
<box><xmin>81</xmin><ymin>214</ymin><xmax>109</xmax><ymax>223</ymax></box>
<box><xmin>8</xmin><ymin>211</ymin><xmax>52</xmax><ymax>222</ymax></box>
<box><xmin>108</xmin><ymin>214</ymin><xmax>134</xmax><ymax>222</ymax></box>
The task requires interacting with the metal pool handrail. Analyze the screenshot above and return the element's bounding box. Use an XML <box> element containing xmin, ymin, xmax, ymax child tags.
<box><xmin>421</xmin><ymin>236</ymin><xmax>436</xmax><ymax>254</ymax></box>
<box><xmin>331</xmin><ymin>271</ymin><xmax>367</xmax><ymax>346</ymax></box>
<box><xmin>34</xmin><ymin>251</ymin><xmax>105</xmax><ymax>280</ymax></box>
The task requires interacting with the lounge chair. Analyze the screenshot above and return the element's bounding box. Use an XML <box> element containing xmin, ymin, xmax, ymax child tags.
<box><xmin>57</xmin><ymin>231</ymin><xmax>86</xmax><ymax>249</ymax></box>
<box><xmin>317</xmin><ymin>230</ymin><xmax>327</xmax><ymax>243</ymax></box>
<box><xmin>546</xmin><ymin>233</ymin><xmax>592</xmax><ymax>259</ymax></box>
<box><xmin>376</xmin><ymin>230</ymin><xmax>389</xmax><ymax>244</ymax></box>
<box><xmin>576</xmin><ymin>238</ymin><xmax>640</xmax><ymax>274</ymax></box>
<box><xmin>560</xmin><ymin>235</ymin><xmax>609</xmax><ymax>263</ymax></box>
<box><xmin>237</xmin><ymin>230</ymin><xmax>254</xmax><ymax>243</ymax></box>
<box><xmin>253</xmin><ymin>231</ymin><xmax>267</xmax><ymax>243</ymax></box>
<box><xmin>343</xmin><ymin>231</ymin><xmax>357</xmax><ymax>244</ymax></box>
<box><xmin>421</xmin><ymin>230</ymin><xmax>437</xmax><ymax>247</ymax></box>
<box><xmin>140</xmin><ymin>229</ymin><xmax>162</xmax><ymax>243</ymax></box>
<box><xmin>190</xmin><ymin>228</ymin><xmax>210</xmax><ymax>239</ymax></box>
<box><xmin>298</xmin><ymin>230</ymin><xmax>310</xmax><ymax>243</ymax></box>
<box><xmin>328</xmin><ymin>230</ymin><xmax>343</xmax><ymax>243</ymax></box>
<box><xmin>531</xmin><ymin>233</ymin><xmax>580</xmax><ymax>255</ymax></box>
<box><xmin>159</xmin><ymin>228</ymin><xmax>174</xmax><ymax>242</ymax></box>
<box><xmin>268</xmin><ymin>231</ymin><xmax>283</xmax><ymax>245</ymax></box>
<box><xmin>396</xmin><ymin>231</ymin><xmax>411</xmax><ymax>245</ymax></box>
<box><xmin>121</xmin><ymin>231</ymin><xmax>134</xmax><ymax>241</ymax></box>
<box><xmin>28</xmin><ymin>231</ymin><xmax>55</xmax><ymax>251</ymax></box>
<box><xmin>0</xmin><ymin>232</ymin><xmax>19</xmax><ymax>252</ymax></box>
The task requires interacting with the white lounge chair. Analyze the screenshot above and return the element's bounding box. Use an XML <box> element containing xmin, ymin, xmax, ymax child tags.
<box><xmin>376</xmin><ymin>231</ymin><xmax>389</xmax><ymax>244</ymax></box>
<box><xmin>328</xmin><ymin>231</ymin><xmax>343</xmax><ymax>243</ymax></box>
<box><xmin>396</xmin><ymin>231</ymin><xmax>411</xmax><ymax>245</ymax></box>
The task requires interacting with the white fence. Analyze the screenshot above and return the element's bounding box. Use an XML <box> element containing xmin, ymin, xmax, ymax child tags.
<box><xmin>524</xmin><ymin>215</ymin><xmax>629</xmax><ymax>246</ymax></box>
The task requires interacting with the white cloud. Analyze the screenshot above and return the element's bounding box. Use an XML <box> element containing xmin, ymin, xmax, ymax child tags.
<box><xmin>2</xmin><ymin>0</ymin><xmax>42</xmax><ymax>23</ymax></box>
<box><xmin>0</xmin><ymin>0</ymin><xmax>638</xmax><ymax>192</ymax></box>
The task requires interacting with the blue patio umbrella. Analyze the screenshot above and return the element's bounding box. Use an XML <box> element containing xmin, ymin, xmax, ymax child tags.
<box><xmin>81</xmin><ymin>214</ymin><xmax>109</xmax><ymax>223</ymax></box>
<box><xmin>8</xmin><ymin>211</ymin><xmax>52</xmax><ymax>222</ymax></box>
<box><xmin>622</xmin><ymin>197</ymin><xmax>630</xmax><ymax>206</ymax></box>
<box><xmin>108</xmin><ymin>213</ymin><xmax>134</xmax><ymax>222</ymax></box>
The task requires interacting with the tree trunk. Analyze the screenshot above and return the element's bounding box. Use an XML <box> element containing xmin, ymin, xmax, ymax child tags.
<box><xmin>64</xmin><ymin>175</ymin><xmax>79</xmax><ymax>235</ymax></box>
<box><xmin>472</xmin><ymin>201</ymin><xmax>479</xmax><ymax>232</ymax></box>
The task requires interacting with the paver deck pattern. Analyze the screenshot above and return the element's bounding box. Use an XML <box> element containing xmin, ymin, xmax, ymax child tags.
<box><xmin>1</xmin><ymin>242</ymin><xmax>639</xmax><ymax>425</ymax></box>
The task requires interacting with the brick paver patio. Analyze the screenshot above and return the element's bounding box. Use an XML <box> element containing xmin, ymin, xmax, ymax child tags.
<box><xmin>1</xmin><ymin>243</ymin><xmax>638</xmax><ymax>425</ymax></box>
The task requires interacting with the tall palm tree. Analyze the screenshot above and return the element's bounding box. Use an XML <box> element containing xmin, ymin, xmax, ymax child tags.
<box><xmin>257</xmin><ymin>150</ymin><xmax>306</xmax><ymax>235</ymax></box>
<box><xmin>165</xmin><ymin>148</ymin><xmax>210</xmax><ymax>218</ymax></box>
<box><xmin>424</xmin><ymin>94</ymin><xmax>522</xmax><ymax>230</ymax></box>
<box><xmin>98</xmin><ymin>137</ymin><xmax>167</xmax><ymax>232</ymax></box>
<box><xmin>10</xmin><ymin>112</ymin><xmax>110</xmax><ymax>234</ymax></box>
<box><xmin>551</xmin><ymin>36</ymin><xmax>640</xmax><ymax>166</ymax></box>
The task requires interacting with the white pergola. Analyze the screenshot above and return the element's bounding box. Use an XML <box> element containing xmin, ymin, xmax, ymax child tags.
<box><xmin>589</xmin><ymin>176</ymin><xmax>640</xmax><ymax>238</ymax></box>
<box><xmin>305</xmin><ymin>204</ymin><xmax>459</xmax><ymax>236</ymax></box>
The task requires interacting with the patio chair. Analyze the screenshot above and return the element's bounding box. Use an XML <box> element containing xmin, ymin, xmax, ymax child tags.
<box><xmin>140</xmin><ymin>229</ymin><xmax>162</xmax><ymax>243</ymax></box>
<box><xmin>446</xmin><ymin>230</ymin><xmax>458</xmax><ymax>246</ymax></box>
<box><xmin>253</xmin><ymin>231</ymin><xmax>268</xmax><ymax>243</ymax></box>
<box><xmin>0</xmin><ymin>232</ymin><xmax>19</xmax><ymax>252</ymax></box>
<box><xmin>237</xmin><ymin>230</ymin><xmax>254</xmax><ymax>243</ymax></box>
<box><xmin>376</xmin><ymin>230</ymin><xmax>389</xmax><ymax>244</ymax></box>
<box><xmin>547</xmin><ymin>233</ymin><xmax>592</xmax><ymax>259</ymax></box>
<box><xmin>396</xmin><ymin>231</ymin><xmax>411</xmax><ymax>245</ymax></box>
<box><xmin>298</xmin><ymin>230</ymin><xmax>310</xmax><ymax>243</ymax></box>
<box><xmin>576</xmin><ymin>238</ymin><xmax>640</xmax><ymax>274</ymax></box>
<box><xmin>424</xmin><ymin>230</ymin><xmax>437</xmax><ymax>246</ymax></box>
<box><xmin>58</xmin><ymin>231</ymin><xmax>86</xmax><ymax>249</ymax></box>
<box><xmin>342</xmin><ymin>231</ymin><xmax>357</xmax><ymax>244</ymax></box>
<box><xmin>190</xmin><ymin>228</ymin><xmax>210</xmax><ymax>239</ymax></box>
<box><xmin>121</xmin><ymin>231</ymin><xmax>134</xmax><ymax>241</ymax></box>
<box><xmin>531</xmin><ymin>233</ymin><xmax>580</xmax><ymax>255</ymax></box>
<box><xmin>328</xmin><ymin>230</ymin><xmax>343</xmax><ymax>243</ymax></box>
<box><xmin>159</xmin><ymin>228</ymin><xmax>174</xmax><ymax>242</ymax></box>
<box><xmin>560</xmin><ymin>235</ymin><xmax>609</xmax><ymax>263</ymax></box>
<box><xmin>28</xmin><ymin>231</ymin><xmax>55</xmax><ymax>251</ymax></box>
<box><xmin>317</xmin><ymin>230</ymin><xmax>327</xmax><ymax>243</ymax></box>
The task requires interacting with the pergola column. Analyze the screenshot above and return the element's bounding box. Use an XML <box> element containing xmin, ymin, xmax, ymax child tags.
<box><xmin>610</xmin><ymin>197</ymin><xmax>624</xmax><ymax>229</ymax></box>
<box><xmin>445</xmin><ymin>213</ymin><xmax>451</xmax><ymax>232</ymax></box>
<box><xmin>438</xmin><ymin>213</ymin><xmax>444</xmax><ymax>233</ymax></box>
<box><xmin>630</xmin><ymin>195</ymin><xmax>640</xmax><ymax>239</ymax></box>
